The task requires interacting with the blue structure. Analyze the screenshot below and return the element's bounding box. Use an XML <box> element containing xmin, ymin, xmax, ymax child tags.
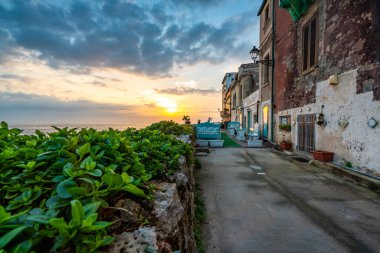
<box><xmin>195</xmin><ymin>122</ymin><xmax>224</xmax><ymax>147</ymax></box>
<box><xmin>227</xmin><ymin>121</ymin><xmax>240</xmax><ymax>135</ymax></box>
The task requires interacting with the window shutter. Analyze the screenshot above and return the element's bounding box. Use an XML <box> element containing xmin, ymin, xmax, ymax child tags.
<box><xmin>302</xmin><ymin>26</ymin><xmax>309</xmax><ymax>71</ymax></box>
<box><xmin>310</xmin><ymin>17</ymin><xmax>317</xmax><ymax>68</ymax></box>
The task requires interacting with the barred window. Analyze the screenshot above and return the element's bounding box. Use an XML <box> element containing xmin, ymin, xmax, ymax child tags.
<box><xmin>302</xmin><ymin>15</ymin><xmax>318</xmax><ymax>72</ymax></box>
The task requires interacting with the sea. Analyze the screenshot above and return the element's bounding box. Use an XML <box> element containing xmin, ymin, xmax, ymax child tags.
<box><xmin>9</xmin><ymin>123</ymin><xmax>148</xmax><ymax>135</ymax></box>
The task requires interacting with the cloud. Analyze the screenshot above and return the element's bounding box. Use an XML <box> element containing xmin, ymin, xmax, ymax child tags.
<box><xmin>155</xmin><ymin>87</ymin><xmax>220</xmax><ymax>95</ymax></box>
<box><xmin>0</xmin><ymin>74</ymin><xmax>29</xmax><ymax>82</ymax></box>
<box><xmin>168</xmin><ymin>0</ymin><xmax>221</xmax><ymax>8</ymax></box>
<box><xmin>89</xmin><ymin>81</ymin><xmax>107</xmax><ymax>87</ymax></box>
<box><xmin>0</xmin><ymin>92</ymin><xmax>134</xmax><ymax>111</ymax></box>
<box><xmin>0</xmin><ymin>1</ymin><xmax>259</xmax><ymax>76</ymax></box>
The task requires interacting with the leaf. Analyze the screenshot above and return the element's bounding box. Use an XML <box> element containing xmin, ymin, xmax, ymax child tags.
<box><xmin>70</xmin><ymin>200</ymin><xmax>84</xmax><ymax>225</ymax></box>
<box><xmin>46</xmin><ymin>195</ymin><xmax>68</xmax><ymax>209</ymax></box>
<box><xmin>83</xmin><ymin>202</ymin><xmax>100</xmax><ymax>217</ymax></box>
<box><xmin>67</xmin><ymin>187</ymin><xmax>88</xmax><ymax>195</ymax></box>
<box><xmin>85</xmin><ymin>169</ymin><xmax>102</xmax><ymax>177</ymax></box>
<box><xmin>101</xmin><ymin>173</ymin><xmax>123</xmax><ymax>187</ymax></box>
<box><xmin>81</xmin><ymin>213</ymin><xmax>98</xmax><ymax>227</ymax></box>
<box><xmin>25</xmin><ymin>140</ymin><xmax>37</xmax><ymax>147</ymax></box>
<box><xmin>49</xmin><ymin>218</ymin><xmax>67</xmax><ymax>229</ymax></box>
<box><xmin>119</xmin><ymin>184</ymin><xmax>146</xmax><ymax>197</ymax></box>
<box><xmin>76</xmin><ymin>143</ymin><xmax>91</xmax><ymax>159</ymax></box>
<box><xmin>98</xmin><ymin>235</ymin><xmax>115</xmax><ymax>247</ymax></box>
<box><xmin>10</xmin><ymin>239</ymin><xmax>32</xmax><ymax>253</ymax></box>
<box><xmin>121</xmin><ymin>172</ymin><xmax>131</xmax><ymax>184</ymax></box>
<box><xmin>57</xmin><ymin>179</ymin><xmax>77</xmax><ymax>199</ymax></box>
<box><xmin>52</xmin><ymin>175</ymin><xmax>66</xmax><ymax>183</ymax></box>
<box><xmin>21</xmin><ymin>188</ymin><xmax>33</xmax><ymax>201</ymax></box>
<box><xmin>85</xmin><ymin>221</ymin><xmax>112</xmax><ymax>231</ymax></box>
<box><xmin>25</xmin><ymin>215</ymin><xmax>50</xmax><ymax>224</ymax></box>
<box><xmin>0</xmin><ymin>226</ymin><xmax>27</xmax><ymax>248</ymax></box>
<box><xmin>80</xmin><ymin>156</ymin><xmax>93</xmax><ymax>169</ymax></box>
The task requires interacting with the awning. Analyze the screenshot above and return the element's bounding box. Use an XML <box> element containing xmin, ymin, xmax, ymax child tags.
<box><xmin>279</xmin><ymin>0</ymin><xmax>314</xmax><ymax>22</ymax></box>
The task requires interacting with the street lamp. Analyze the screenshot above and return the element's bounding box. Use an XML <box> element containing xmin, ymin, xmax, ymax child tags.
<box><xmin>250</xmin><ymin>46</ymin><xmax>260</xmax><ymax>63</ymax></box>
<box><xmin>250</xmin><ymin>45</ymin><xmax>272</xmax><ymax>66</ymax></box>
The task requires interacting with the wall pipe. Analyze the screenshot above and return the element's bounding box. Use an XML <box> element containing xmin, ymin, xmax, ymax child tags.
<box><xmin>270</xmin><ymin>0</ymin><xmax>276</xmax><ymax>143</ymax></box>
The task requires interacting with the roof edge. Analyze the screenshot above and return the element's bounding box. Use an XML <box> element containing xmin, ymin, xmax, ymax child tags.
<box><xmin>257</xmin><ymin>0</ymin><xmax>268</xmax><ymax>16</ymax></box>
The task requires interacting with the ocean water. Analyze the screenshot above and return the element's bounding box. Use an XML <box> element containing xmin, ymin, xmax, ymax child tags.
<box><xmin>9</xmin><ymin>123</ymin><xmax>148</xmax><ymax>135</ymax></box>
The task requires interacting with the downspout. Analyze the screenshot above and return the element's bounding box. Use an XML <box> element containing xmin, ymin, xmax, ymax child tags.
<box><xmin>270</xmin><ymin>0</ymin><xmax>276</xmax><ymax>143</ymax></box>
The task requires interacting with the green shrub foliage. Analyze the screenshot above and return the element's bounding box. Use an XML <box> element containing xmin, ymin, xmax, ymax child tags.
<box><xmin>145</xmin><ymin>120</ymin><xmax>193</xmax><ymax>136</ymax></box>
<box><xmin>0</xmin><ymin>121</ymin><xmax>193</xmax><ymax>252</ymax></box>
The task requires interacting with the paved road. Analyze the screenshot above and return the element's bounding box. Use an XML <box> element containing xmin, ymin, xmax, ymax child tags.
<box><xmin>198</xmin><ymin>148</ymin><xmax>380</xmax><ymax>253</ymax></box>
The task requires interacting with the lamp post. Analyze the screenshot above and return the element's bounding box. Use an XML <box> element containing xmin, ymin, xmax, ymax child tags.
<box><xmin>250</xmin><ymin>44</ymin><xmax>274</xmax><ymax>143</ymax></box>
<box><xmin>250</xmin><ymin>46</ymin><xmax>272</xmax><ymax>66</ymax></box>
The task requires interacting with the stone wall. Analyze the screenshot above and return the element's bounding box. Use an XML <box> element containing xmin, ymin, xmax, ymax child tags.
<box><xmin>108</xmin><ymin>156</ymin><xmax>196</xmax><ymax>253</ymax></box>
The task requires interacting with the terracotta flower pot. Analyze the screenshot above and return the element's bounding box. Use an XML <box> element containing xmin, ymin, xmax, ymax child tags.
<box><xmin>280</xmin><ymin>142</ymin><xmax>292</xmax><ymax>151</ymax></box>
<box><xmin>311</xmin><ymin>150</ymin><xmax>334</xmax><ymax>162</ymax></box>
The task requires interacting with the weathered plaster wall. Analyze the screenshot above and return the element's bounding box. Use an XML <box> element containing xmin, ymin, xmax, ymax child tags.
<box><xmin>324</xmin><ymin>0</ymin><xmax>379</xmax><ymax>101</ymax></box>
<box><xmin>315</xmin><ymin>70</ymin><xmax>380</xmax><ymax>175</ymax></box>
<box><xmin>275</xmin><ymin>0</ymin><xmax>380</xmax><ymax>112</ymax></box>
<box><xmin>276</xmin><ymin>70</ymin><xmax>380</xmax><ymax>175</ymax></box>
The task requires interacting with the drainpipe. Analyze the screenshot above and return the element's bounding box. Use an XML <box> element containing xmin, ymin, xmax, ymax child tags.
<box><xmin>270</xmin><ymin>0</ymin><xmax>276</xmax><ymax>143</ymax></box>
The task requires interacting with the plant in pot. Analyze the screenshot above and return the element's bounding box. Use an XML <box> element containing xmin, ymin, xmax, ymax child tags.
<box><xmin>280</xmin><ymin>141</ymin><xmax>292</xmax><ymax>150</ymax></box>
<box><xmin>311</xmin><ymin>150</ymin><xmax>334</xmax><ymax>162</ymax></box>
<box><xmin>279</xmin><ymin>124</ymin><xmax>291</xmax><ymax>131</ymax></box>
<box><xmin>279</xmin><ymin>134</ymin><xmax>292</xmax><ymax>150</ymax></box>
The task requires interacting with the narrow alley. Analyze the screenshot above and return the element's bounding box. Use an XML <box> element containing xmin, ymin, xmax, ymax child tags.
<box><xmin>198</xmin><ymin>148</ymin><xmax>380</xmax><ymax>253</ymax></box>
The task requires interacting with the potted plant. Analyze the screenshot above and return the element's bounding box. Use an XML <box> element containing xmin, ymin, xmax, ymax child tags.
<box><xmin>311</xmin><ymin>150</ymin><xmax>334</xmax><ymax>162</ymax></box>
<box><xmin>280</xmin><ymin>141</ymin><xmax>292</xmax><ymax>150</ymax></box>
<box><xmin>279</xmin><ymin>124</ymin><xmax>291</xmax><ymax>131</ymax></box>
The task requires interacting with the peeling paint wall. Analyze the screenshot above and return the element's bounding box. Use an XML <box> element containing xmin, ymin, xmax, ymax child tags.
<box><xmin>273</xmin><ymin>0</ymin><xmax>380</xmax><ymax>174</ymax></box>
<box><xmin>276</xmin><ymin>70</ymin><xmax>380</xmax><ymax>175</ymax></box>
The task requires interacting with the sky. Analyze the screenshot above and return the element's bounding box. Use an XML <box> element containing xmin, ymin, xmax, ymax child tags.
<box><xmin>0</xmin><ymin>0</ymin><xmax>261</xmax><ymax>127</ymax></box>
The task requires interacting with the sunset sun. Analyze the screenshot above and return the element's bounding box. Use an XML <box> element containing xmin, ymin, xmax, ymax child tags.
<box><xmin>156</xmin><ymin>97</ymin><xmax>178</xmax><ymax>113</ymax></box>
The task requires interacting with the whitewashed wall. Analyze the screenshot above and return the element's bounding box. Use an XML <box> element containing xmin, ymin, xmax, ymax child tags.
<box><xmin>275</xmin><ymin>70</ymin><xmax>380</xmax><ymax>175</ymax></box>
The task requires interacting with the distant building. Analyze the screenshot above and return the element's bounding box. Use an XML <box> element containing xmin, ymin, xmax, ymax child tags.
<box><xmin>221</xmin><ymin>73</ymin><xmax>237</xmax><ymax>125</ymax></box>
<box><xmin>229</xmin><ymin>63</ymin><xmax>259</xmax><ymax>128</ymax></box>
<box><xmin>268</xmin><ymin>0</ymin><xmax>380</xmax><ymax>175</ymax></box>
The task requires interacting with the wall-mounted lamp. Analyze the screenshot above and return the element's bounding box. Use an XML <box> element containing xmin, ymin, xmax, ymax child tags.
<box><xmin>328</xmin><ymin>74</ymin><xmax>338</xmax><ymax>85</ymax></box>
<box><xmin>250</xmin><ymin>46</ymin><xmax>272</xmax><ymax>66</ymax></box>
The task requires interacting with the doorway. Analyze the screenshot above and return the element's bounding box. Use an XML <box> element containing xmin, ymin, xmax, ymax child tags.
<box><xmin>297</xmin><ymin>114</ymin><xmax>315</xmax><ymax>153</ymax></box>
<box><xmin>262</xmin><ymin>106</ymin><xmax>269</xmax><ymax>138</ymax></box>
<box><xmin>247</xmin><ymin>110</ymin><xmax>252</xmax><ymax>130</ymax></box>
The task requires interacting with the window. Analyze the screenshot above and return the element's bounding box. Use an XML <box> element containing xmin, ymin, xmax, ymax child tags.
<box><xmin>280</xmin><ymin>115</ymin><xmax>291</xmax><ymax>125</ymax></box>
<box><xmin>253</xmin><ymin>114</ymin><xmax>258</xmax><ymax>124</ymax></box>
<box><xmin>302</xmin><ymin>15</ymin><xmax>318</xmax><ymax>72</ymax></box>
<box><xmin>263</xmin><ymin>55</ymin><xmax>270</xmax><ymax>84</ymax></box>
<box><xmin>264</xmin><ymin>6</ymin><xmax>269</xmax><ymax>22</ymax></box>
<box><xmin>279</xmin><ymin>115</ymin><xmax>291</xmax><ymax>131</ymax></box>
<box><xmin>232</xmin><ymin>93</ymin><xmax>236</xmax><ymax>107</ymax></box>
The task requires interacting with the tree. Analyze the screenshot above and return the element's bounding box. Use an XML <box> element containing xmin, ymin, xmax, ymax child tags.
<box><xmin>182</xmin><ymin>115</ymin><xmax>191</xmax><ymax>124</ymax></box>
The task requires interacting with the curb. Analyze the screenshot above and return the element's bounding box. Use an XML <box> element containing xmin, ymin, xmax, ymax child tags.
<box><xmin>311</xmin><ymin>160</ymin><xmax>380</xmax><ymax>193</ymax></box>
<box><xmin>270</xmin><ymin>148</ymin><xmax>380</xmax><ymax>194</ymax></box>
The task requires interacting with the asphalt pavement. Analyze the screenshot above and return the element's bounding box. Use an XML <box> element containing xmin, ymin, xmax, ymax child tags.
<box><xmin>197</xmin><ymin>148</ymin><xmax>380</xmax><ymax>253</ymax></box>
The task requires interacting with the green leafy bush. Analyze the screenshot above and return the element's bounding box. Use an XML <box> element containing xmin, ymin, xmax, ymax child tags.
<box><xmin>145</xmin><ymin>120</ymin><xmax>193</xmax><ymax>136</ymax></box>
<box><xmin>0</xmin><ymin>121</ymin><xmax>193</xmax><ymax>252</ymax></box>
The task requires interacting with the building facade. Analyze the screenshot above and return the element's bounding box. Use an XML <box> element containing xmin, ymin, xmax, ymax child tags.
<box><xmin>228</xmin><ymin>63</ymin><xmax>259</xmax><ymax>129</ymax></box>
<box><xmin>221</xmin><ymin>72</ymin><xmax>237</xmax><ymax>125</ymax></box>
<box><xmin>271</xmin><ymin>0</ymin><xmax>380</xmax><ymax>175</ymax></box>
<box><xmin>257</xmin><ymin>0</ymin><xmax>274</xmax><ymax>141</ymax></box>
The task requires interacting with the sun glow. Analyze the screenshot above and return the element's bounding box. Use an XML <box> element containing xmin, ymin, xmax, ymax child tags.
<box><xmin>156</xmin><ymin>97</ymin><xmax>178</xmax><ymax>113</ymax></box>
